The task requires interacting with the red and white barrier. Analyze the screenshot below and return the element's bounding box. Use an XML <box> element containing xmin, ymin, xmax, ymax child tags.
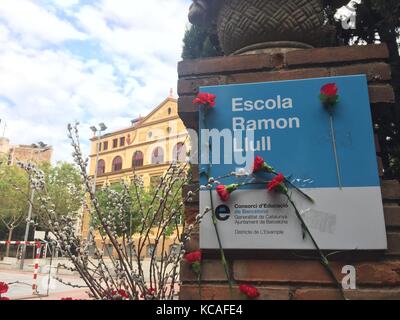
<box><xmin>0</xmin><ymin>241</ymin><xmax>43</xmax><ymax>294</ymax></box>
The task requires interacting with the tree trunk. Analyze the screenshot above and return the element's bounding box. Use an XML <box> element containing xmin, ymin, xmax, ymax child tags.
<box><xmin>6</xmin><ymin>228</ymin><xmax>13</xmax><ymax>257</ymax></box>
<box><xmin>378</xmin><ymin>26</ymin><xmax>400</xmax><ymax>62</ymax></box>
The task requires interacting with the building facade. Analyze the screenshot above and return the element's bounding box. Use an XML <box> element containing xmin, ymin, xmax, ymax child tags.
<box><xmin>0</xmin><ymin>137</ymin><xmax>52</xmax><ymax>165</ymax></box>
<box><xmin>88</xmin><ymin>97</ymin><xmax>189</xmax><ymax>189</ymax></box>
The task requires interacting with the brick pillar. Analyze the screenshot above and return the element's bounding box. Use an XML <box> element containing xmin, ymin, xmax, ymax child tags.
<box><xmin>178</xmin><ymin>44</ymin><xmax>400</xmax><ymax>300</ymax></box>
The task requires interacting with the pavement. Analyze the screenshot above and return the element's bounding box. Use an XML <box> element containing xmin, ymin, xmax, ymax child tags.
<box><xmin>0</xmin><ymin>269</ymin><xmax>90</xmax><ymax>300</ymax></box>
<box><xmin>0</xmin><ymin>258</ymin><xmax>180</xmax><ymax>300</ymax></box>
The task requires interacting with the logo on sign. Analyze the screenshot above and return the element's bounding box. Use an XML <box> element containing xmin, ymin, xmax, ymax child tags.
<box><xmin>215</xmin><ymin>205</ymin><xmax>231</xmax><ymax>221</ymax></box>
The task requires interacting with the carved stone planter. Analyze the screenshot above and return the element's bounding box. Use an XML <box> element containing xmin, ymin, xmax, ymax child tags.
<box><xmin>189</xmin><ymin>0</ymin><xmax>335</xmax><ymax>55</ymax></box>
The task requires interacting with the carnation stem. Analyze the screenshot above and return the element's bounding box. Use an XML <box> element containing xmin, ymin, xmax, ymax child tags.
<box><xmin>283</xmin><ymin>177</ymin><xmax>315</xmax><ymax>203</ymax></box>
<box><xmin>287</xmin><ymin>196</ymin><xmax>346</xmax><ymax>300</ymax></box>
<box><xmin>197</xmin><ymin>267</ymin><xmax>202</xmax><ymax>299</ymax></box>
<box><xmin>270</xmin><ymin>172</ymin><xmax>314</xmax><ymax>203</ymax></box>
<box><xmin>209</xmin><ymin>188</ymin><xmax>233</xmax><ymax>292</ymax></box>
<box><xmin>329</xmin><ymin>114</ymin><xmax>343</xmax><ymax>190</ymax></box>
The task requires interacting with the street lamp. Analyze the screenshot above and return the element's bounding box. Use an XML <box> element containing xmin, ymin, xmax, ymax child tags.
<box><xmin>87</xmin><ymin>123</ymin><xmax>107</xmax><ymax>244</ymax></box>
<box><xmin>0</xmin><ymin>118</ymin><xmax>6</xmax><ymax>137</ymax></box>
<box><xmin>99</xmin><ymin>123</ymin><xmax>107</xmax><ymax>132</ymax></box>
<box><xmin>20</xmin><ymin>142</ymin><xmax>52</xmax><ymax>270</ymax></box>
<box><xmin>91</xmin><ymin>123</ymin><xmax>107</xmax><ymax>194</ymax></box>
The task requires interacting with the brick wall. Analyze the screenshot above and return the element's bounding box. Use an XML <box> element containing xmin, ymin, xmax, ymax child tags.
<box><xmin>178</xmin><ymin>44</ymin><xmax>400</xmax><ymax>300</ymax></box>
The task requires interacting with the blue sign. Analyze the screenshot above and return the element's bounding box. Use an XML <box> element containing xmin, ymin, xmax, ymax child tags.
<box><xmin>199</xmin><ymin>75</ymin><xmax>379</xmax><ymax>189</ymax></box>
<box><xmin>198</xmin><ymin>75</ymin><xmax>387</xmax><ymax>250</ymax></box>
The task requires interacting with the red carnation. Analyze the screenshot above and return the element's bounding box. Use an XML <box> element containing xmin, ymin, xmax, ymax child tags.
<box><xmin>239</xmin><ymin>284</ymin><xmax>260</xmax><ymax>299</ymax></box>
<box><xmin>253</xmin><ymin>156</ymin><xmax>274</xmax><ymax>174</ymax></box>
<box><xmin>321</xmin><ymin>83</ymin><xmax>338</xmax><ymax>97</ymax></box>
<box><xmin>0</xmin><ymin>282</ymin><xmax>8</xmax><ymax>295</ymax></box>
<box><xmin>320</xmin><ymin>83</ymin><xmax>339</xmax><ymax>109</ymax></box>
<box><xmin>0</xmin><ymin>297</ymin><xmax>10</xmax><ymax>300</ymax></box>
<box><xmin>193</xmin><ymin>92</ymin><xmax>217</xmax><ymax>109</ymax></box>
<box><xmin>185</xmin><ymin>251</ymin><xmax>202</xmax><ymax>275</ymax></box>
<box><xmin>253</xmin><ymin>156</ymin><xmax>265</xmax><ymax>172</ymax></box>
<box><xmin>118</xmin><ymin>290</ymin><xmax>129</xmax><ymax>299</ymax></box>
<box><xmin>267</xmin><ymin>173</ymin><xmax>286</xmax><ymax>193</ymax></box>
<box><xmin>216</xmin><ymin>184</ymin><xmax>238</xmax><ymax>202</ymax></box>
<box><xmin>185</xmin><ymin>250</ymin><xmax>202</xmax><ymax>264</ymax></box>
<box><xmin>61</xmin><ymin>297</ymin><xmax>74</xmax><ymax>300</ymax></box>
<box><xmin>111</xmin><ymin>289</ymin><xmax>129</xmax><ymax>299</ymax></box>
<box><xmin>216</xmin><ymin>185</ymin><xmax>230</xmax><ymax>201</ymax></box>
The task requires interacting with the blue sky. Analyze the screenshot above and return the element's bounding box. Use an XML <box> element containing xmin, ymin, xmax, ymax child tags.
<box><xmin>0</xmin><ymin>0</ymin><xmax>191</xmax><ymax>162</ymax></box>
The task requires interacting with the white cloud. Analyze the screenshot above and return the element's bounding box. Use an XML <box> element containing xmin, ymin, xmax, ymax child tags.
<box><xmin>74</xmin><ymin>0</ymin><xmax>190</xmax><ymax>106</ymax></box>
<box><xmin>0</xmin><ymin>0</ymin><xmax>86</xmax><ymax>46</ymax></box>
<box><xmin>0</xmin><ymin>0</ymin><xmax>191</xmax><ymax>162</ymax></box>
<box><xmin>51</xmin><ymin>0</ymin><xmax>80</xmax><ymax>8</ymax></box>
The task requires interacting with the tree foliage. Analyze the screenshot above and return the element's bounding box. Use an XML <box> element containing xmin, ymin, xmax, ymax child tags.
<box><xmin>0</xmin><ymin>158</ymin><xmax>29</xmax><ymax>247</ymax></box>
<box><xmin>330</xmin><ymin>0</ymin><xmax>399</xmax><ymax>59</ymax></box>
<box><xmin>0</xmin><ymin>160</ymin><xmax>83</xmax><ymax>242</ymax></box>
<box><xmin>182</xmin><ymin>25</ymin><xmax>223</xmax><ymax>60</ymax></box>
<box><xmin>38</xmin><ymin>162</ymin><xmax>83</xmax><ymax>223</ymax></box>
<box><xmin>93</xmin><ymin>176</ymin><xmax>184</xmax><ymax>238</ymax></box>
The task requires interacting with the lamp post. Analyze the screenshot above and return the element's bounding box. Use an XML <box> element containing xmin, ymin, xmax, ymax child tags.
<box><xmin>20</xmin><ymin>143</ymin><xmax>51</xmax><ymax>270</ymax></box>
<box><xmin>87</xmin><ymin>123</ymin><xmax>107</xmax><ymax>244</ymax></box>
<box><xmin>0</xmin><ymin>118</ymin><xmax>6</xmax><ymax>137</ymax></box>
<box><xmin>91</xmin><ymin>123</ymin><xmax>107</xmax><ymax>194</ymax></box>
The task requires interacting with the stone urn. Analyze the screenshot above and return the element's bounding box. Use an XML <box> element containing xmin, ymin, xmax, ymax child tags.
<box><xmin>189</xmin><ymin>0</ymin><xmax>337</xmax><ymax>55</ymax></box>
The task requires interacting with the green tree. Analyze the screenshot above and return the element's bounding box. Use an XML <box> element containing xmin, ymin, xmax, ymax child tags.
<box><xmin>339</xmin><ymin>0</ymin><xmax>400</xmax><ymax>178</ymax></box>
<box><xmin>93</xmin><ymin>178</ymin><xmax>183</xmax><ymax>239</ymax></box>
<box><xmin>327</xmin><ymin>0</ymin><xmax>399</xmax><ymax>59</ymax></box>
<box><xmin>0</xmin><ymin>160</ymin><xmax>84</xmax><ymax>252</ymax></box>
<box><xmin>182</xmin><ymin>25</ymin><xmax>223</xmax><ymax>60</ymax></box>
<box><xmin>35</xmin><ymin>162</ymin><xmax>84</xmax><ymax>229</ymax></box>
<box><xmin>0</xmin><ymin>158</ymin><xmax>29</xmax><ymax>256</ymax></box>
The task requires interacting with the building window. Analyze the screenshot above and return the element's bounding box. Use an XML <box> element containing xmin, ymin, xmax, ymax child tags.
<box><xmin>97</xmin><ymin>143</ymin><xmax>102</xmax><ymax>152</ymax></box>
<box><xmin>132</xmin><ymin>151</ymin><xmax>144</xmax><ymax>168</ymax></box>
<box><xmin>103</xmin><ymin>141</ymin><xmax>108</xmax><ymax>151</ymax></box>
<box><xmin>112</xmin><ymin>156</ymin><xmax>123</xmax><ymax>172</ymax></box>
<box><xmin>97</xmin><ymin>159</ymin><xmax>106</xmax><ymax>175</ymax></box>
<box><xmin>120</xmin><ymin>137</ymin><xmax>125</xmax><ymax>147</ymax></box>
<box><xmin>172</xmin><ymin>142</ymin><xmax>186</xmax><ymax>162</ymax></box>
<box><xmin>167</xmin><ymin>127</ymin><xmax>172</xmax><ymax>134</ymax></box>
<box><xmin>113</xmin><ymin>139</ymin><xmax>118</xmax><ymax>149</ymax></box>
<box><xmin>148</xmin><ymin>131</ymin><xmax>153</xmax><ymax>139</ymax></box>
<box><xmin>151</xmin><ymin>147</ymin><xmax>164</xmax><ymax>165</ymax></box>
<box><xmin>168</xmin><ymin>107</ymin><xmax>172</xmax><ymax>115</ymax></box>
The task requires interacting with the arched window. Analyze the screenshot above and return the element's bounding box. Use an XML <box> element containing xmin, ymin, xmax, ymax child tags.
<box><xmin>112</xmin><ymin>156</ymin><xmax>123</xmax><ymax>172</ymax></box>
<box><xmin>132</xmin><ymin>151</ymin><xmax>144</xmax><ymax>168</ymax></box>
<box><xmin>97</xmin><ymin>159</ymin><xmax>106</xmax><ymax>175</ymax></box>
<box><xmin>151</xmin><ymin>147</ymin><xmax>164</xmax><ymax>165</ymax></box>
<box><xmin>172</xmin><ymin>142</ymin><xmax>186</xmax><ymax>162</ymax></box>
